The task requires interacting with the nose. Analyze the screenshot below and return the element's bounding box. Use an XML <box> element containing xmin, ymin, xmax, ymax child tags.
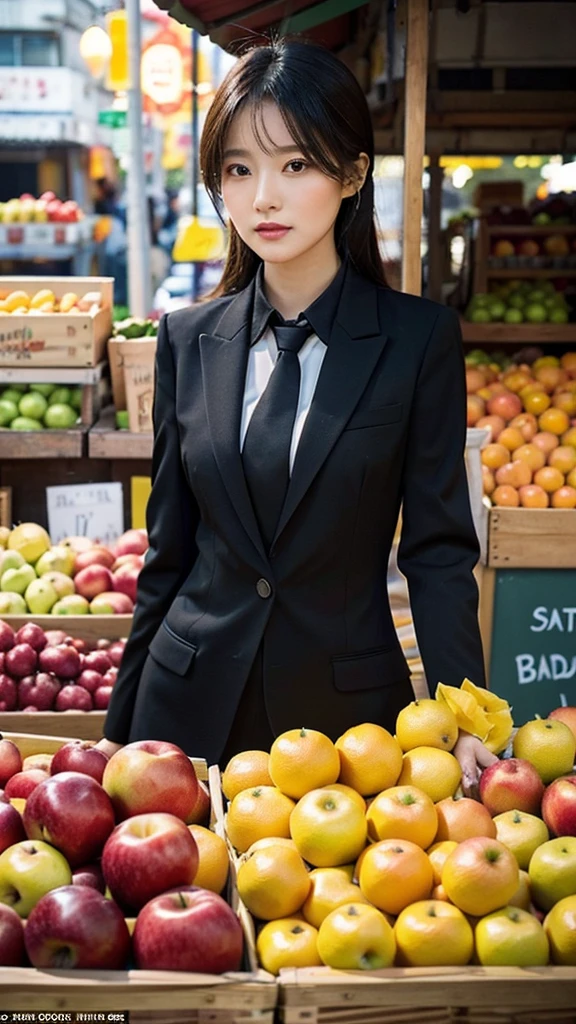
<box><xmin>253</xmin><ymin>171</ymin><xmax>281</xmax><ymax>213</ymax></box>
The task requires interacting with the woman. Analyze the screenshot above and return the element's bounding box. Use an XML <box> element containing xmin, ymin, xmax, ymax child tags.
<box><xmin>96</xmin><ymin>40</ymin><xmax>496</xmax><ymax>792</ymax></box>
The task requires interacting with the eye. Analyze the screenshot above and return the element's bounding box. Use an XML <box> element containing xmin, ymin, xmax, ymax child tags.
<box><xmin>285</xmin><ymin>159</ymin><xmax>308</xmax><ymax>173</ymax></box>
<box><xmin>226</xmin><ymin>164</ymin><xmax>250</xmax><ymax>177</ymax></box>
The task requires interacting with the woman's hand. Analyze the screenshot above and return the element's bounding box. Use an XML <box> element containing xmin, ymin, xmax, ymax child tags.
<box><xmin>453</xmin><ymin>731</ymin><xmax>499</xmax><ymax>799</ymax></box>
<box><xmin>94</xmin><ymin>738</ymin><xmax>124</xmax><ymax>760</ymax></box>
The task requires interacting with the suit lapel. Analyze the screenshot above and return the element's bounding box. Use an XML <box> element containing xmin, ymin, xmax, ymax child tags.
<box><xmin>272</xmin><ymin>267</ymin><xmax>388</xmax><ymax>550</ymax></box>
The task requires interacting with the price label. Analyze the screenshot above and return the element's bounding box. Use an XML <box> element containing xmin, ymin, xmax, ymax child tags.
<box><xmin>46</xmin><ymin>482</ymin><xmax>124</xmax><ymax>545</ymax></box>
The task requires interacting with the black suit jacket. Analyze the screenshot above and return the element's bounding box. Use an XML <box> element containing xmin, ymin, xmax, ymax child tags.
<box><xmin>104</xmin><ymin>264</ymin><xmax>485</xmax><ymax>762</ymax></box>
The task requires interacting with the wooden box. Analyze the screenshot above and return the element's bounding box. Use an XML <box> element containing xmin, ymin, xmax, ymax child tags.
<box><xmin>108</xmin><ymin>335</ymin><xmax>128</xmax><ymax>412</ymax></box>
<box><xmin>487</xmin><ymin>508</ymin><xmax>576</xmax><ymax>569</ymax></box>
<box><xmin>0</xmin><ymin>277</ymin><xmax>113</xmax><ymax>367</ymax></box>
<box><xmin>0</xmin><ymin>485</ymin><xmax>11</xmax><ymax>526</ymax></box>
<box><xmin>123</xmin><ymin>339</ymin><xmax>157</xmax><ymax>433</ymax></box>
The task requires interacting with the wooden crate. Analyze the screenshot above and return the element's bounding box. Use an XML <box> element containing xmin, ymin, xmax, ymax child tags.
<box><xmin>0</xmin><ymin>613</ymin><xmax>132</xmax><ymax>638</ymax></box>
<box><xmin>0</xmin><ymin>485</ymin><xmax>11</xmax><ymax>526</ymax></box>
<box><xmin>0</xmin><ymin>277</ymin><xmax>113</xmax><ymax>367</ymax></box>
<box><xmin>460</xmin><ymin>321</ymin><xmax>576</xmax><ymax>345</ymax></box>
<box><xmin>487</xmin><ymin>508</ymin><xmax>576</xmax><ymax>568</ymax></box>
<box><xmin>123</xmin><ymin>339</ymin><xmax>157</xmax><ymax>434</ymax></box>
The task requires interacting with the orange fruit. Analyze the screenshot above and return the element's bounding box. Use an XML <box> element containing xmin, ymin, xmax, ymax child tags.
<box><xmin>366</xmin><ymin>785</ymin><xmax>438</xmax><ymax>849</ymax></box>
<box><xmin>335</xmin><ymin>723</ymin><xmax>403</xmax><ymax>796</ymax></box>
<box><xmin>561</xmin><ymin>353</ymin><xmax>576</xmax><ymax>375</ymax></box>
<box><xmin>226</xmin><ymin>786</ymin><xmax>295</xmax><ymax>853</ymax></box>
<box><xmin>359</xmin><ymin>839</ymin><xmax>434</xmax><ymax>915</ymax></box>
<box><xmin>434</xmin><ymin>797</ymin><xmax>497</xmax><ymax>844</ymax></box>
<box><xmin>562</xmin><ymin>426</ymin><xmax>576</xmax><ymax>449</ymax></box>
<box><xmin>237</xmin><ymin>844</ymin><xmax>310</xmax><ymax>920</ymax></box>
<box><xmin>539</xmin><ymin>407</ymin><xmax>570</xmax><ymax>436</ymax></box>
<box><xmin>495</xmin><ymin>460</ymin><xmax>531</xmax><ymax>488</ymax></box>
<box><xmin>431</xmin><ymin>883</ymin><xmax>451</xmax><ymax>902</ymax></box>
<box><xmin>518</xmin><ymin>483</ymin><xmax>549</xmax><ymax>508</ymax></box>
<box><xmin>476</xmin><ymin>415</ymin><xmax>505</xmax><ymax>441</ymax></box>
<box><xmin>245</xmin><ymin>837</ymin><xmax>299</xmax><ymax>856</ymax></box>
<box><xmin>549</xmin><ymin>445</ymin><xmax>576</xmax><ymax>475</ymax></box>
<box><xmin>512</xmin><ymin>443</ymin><xmax>546</xmax><ymax>472</ymax></box>
<box><xmin>395</xmin><ymin>698</ymin><xmax>459</xmax><ymax>753</ymax></box>
<box><xmin>523</xmin><ymin>390</ymin><xmax>551</xmax><ymax>416</ymax></box>
<box><xmin>221</xmin><ymin>750</ymin><xmax>272</xmax><ymax>801</ymax></box>
<box><xmin>492</xmin><ymin>485</ymin><xmax>520</xmax><ymax>507</ymax></box>
<box><xmin>533</xmin><ymin>466</ymin><xmax>565</xmax><ymax>494</ymax></box>
<box><xmin>328</xmin><ymin>783</ymin><xmax>367</xmax><ymax>812</ymax></box>
<box><xmin>567</xmin><ymin>467</ymin><xmax>576</xmax><ymax>488</ymax></box>
<box><xmin>427</xmin><ymin>840</ymin><xmax>458</xmax><ymax>885</ymax></box>
<box><xmin>442</xmin><ymin>837</ymin><xmax>519</xmax><ymax>917</ymax></box>
<box><xmin>482</xmin><ymin>465</ymin><xmax>495</xmax><ymax>495</ymax></box>
<box><xmin>188</xmin><ymin>825</ymin><xmax>229</xmax><ymax>894</ymax></box>
<box><xmin>513</xmin><ymin>718</ymin><xmax>576</xmax><ymax>784</ymax></box>
<box><xmin>509</xmin><ymin>412</ymin><xmax>538</xmax><ymax>441</ymax></box>
<box><xmin>317</xmin><ymin>902</ymin><xmax>396</xmax><ymax>969</ymax></box>
<box><xmin>475</xmin><ymin>906</ymin><xmax>549</xmax><ymax>967</ymax></box>
<box><xmin>269</xmin><ymin>728</ymin><xmax>340</xmax><ymax>799</ymax></box>
<box><xmin>290</xmin><ymin>787</ymin><xmax>367</xmax><ymax>867</ymax></box>
<box><xmin>496</xmin><ymin>427</ymin><xmax>525</xmax><ymax>452</ymax></box>
<box><xmin>535</xmin><ymin>366</ymin><xmax>566</xmax><ymax>392</ymax></box>
<box><xmin>397</xmin><ymin>747</ymin><xmax>462</xmax><ymax>804</ymax></box>
<box><xmin>256</xmin><ymin>917</ymin><xmax>321</xmax><ymax>974</ymax></box>
<box><xmin>394</xmin><ymin>899</ymin><xmax>474</xmax><ymax>966</ymax></box>
<box><xmin>482</xmin><ymin>443</ymin><xmax>510</xmax><ymax>470</ymax></box>
<box><xmin>554</xmin><ymin>485</ymin><xmax>576</xmax><ymax>507</ymax></box>
<box><xmin>302</xmin><ymin>864</ymin><xmax>369</xmax><ymax>927</ymax></box>
<box><xmin>532</xmin><ymin>431</ymin><xmax>559</xmax><ymax>456</ymax></box>
<box><xmin>502</xmin><ymin>371</ymin><xmax>532</xmax><ymax>394</ymax></box>
<box><xmin>544</xmin><ymin>895</ymin><xmax>576</xmax><ymax>965</ymax></box>
<box><xmin>553</xmin><ymin>392</ymin><xmax>576</xmax><ymax>417</ymax></box>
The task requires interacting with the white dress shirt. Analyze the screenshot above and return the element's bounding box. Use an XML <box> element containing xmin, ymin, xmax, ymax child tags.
<box><xmin>240</xmin><ymin>326</ymin><xmax>328</xmax><ymax>474</ymax></box>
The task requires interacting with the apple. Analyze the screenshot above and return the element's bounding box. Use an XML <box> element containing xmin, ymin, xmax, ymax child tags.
<box><xmin>115</xmin><ymin>529</ymin><xmax>148</xmax><ymax>558</ymax></box>
<box><xmin>0</xmin><ymin>903</ymin><xmax>25</xmax><ymax>965</ymax></box>
<box><xmin>107</xmin><ymin>641</ymin><xmax>126</xmax><ymax>667</ymax></box>
<box><xmin>0</xmin><ymin>551</ymin><xmax>25</xmax><ymax>574</ymax></box>
<box><xmin>93</xmin><ymin>685</ymin><xmax>113</xmax><ymax>710</ymax></box>
<box><xmin>42</xmin><ymin>571</ymin><xmax>75</xmax><ymax>600</ymax></box>
<box><xmin>24</xmin><ymin>885</ymin><xmax>130</xmax><ymax>968</ymax></box>
<box><xmin>0</xmin><ymin>839</ymin><xmax>72</xmax><ymax>917</ymax></box>
<box><xmin>103</xmin><ymin>667</ymin><xmax>118</xmax><ymax>686</ymax></box>
<box><xmin>60</xmin><ymin>536</ymin><xmax>93</xmax><ymax>554</ymax></box>
<box><xmin>76</xmin><ymin>669</ymin><xmax>104</xmax><ymax>694</ymax></box>
<box><xmin>102</xmin><ymin>740</ymin><xmax>199</xmax><ymax>822</ymax></box>
<box><xmin>18</xmin><ymin>672</ymin><xmax>60</xmax><ymax>711</ymax></box>
<box><xmin>25</xmin><ymin>578</ymin><xmax>58</xmax><ymax>615</ymax></box>
<box><xmin>50</xmin><ymin>740</ymin><xmax>108</xmax><ymax>783</ymax></box>
<box><xmin>38</xmin><ymin>643</ymin><xmax>81</xmax><ymax>679</ymax></box>
<box><xmin>529</xmin><ymin>836</ymin><xmax>576</xmax><ymax>911</ymax></box>
<box><xmin>4</xmin><ymin>769</ymin><xmax>47</xmax><ymax>800</ymax></box>
<box><xmin>133</xmin><ymin>885</ymin><xmax>243</xmax><ymax>973</ymax></box>
<box><xmin>22</xmin><ymin>753</ymin><xmax>53</xmax><ymax>773</ymax></box>
<box><xmin>90</xmin><ymin>591</ymin><xmax>134</xmax><ymax>614</ymax></box>
<box><xmin>55</xmin><ymin>684</ymin><xmax>93</xmax><ymax>711</ymax></box>
<box><xmin>66</xmin><ymin>636</ymin><xmax>88</xmax><ymax>654</ymax></box>
<box><xmin>35</xmin><ymin>546</ymin><xmax>75</xmax><ymax>577</ymax></box>
<box><xmin>549</xmin><ymin>707</ymin><xmax>576</xmax><ymax>744</ymax></box>
<box><xmin>1</xmin><ymin>564</ymin><xmax>36</xmax><ymax>596</ymax></box>
<box><xmin>43</xmin><ymin>629</ymin><xmax>68</xmax><ymax>647</ymax></box>
<box><xmin>15</xmin><ymin>623</ymin><xmax>46</xmax><ymax>651</ymax></box>
<box><xmin>0</xmin><ymin>621</ymin><xmax>14</xmax><ymax>652</ymax></box>
<box><xmin>0</xmin><ymin>675</ymin><xmax>17</xmax><ymax>711</ymax></box>
<box><xmin>52</xmin><ymin>594</ymin><xmax>90</xmax><ymax>615</ymax></box>
<box><xmin>0</xmin><ymin>594</ymin><xmax>27</xmax><ymax>615</ymax></box>
<box><xmin>0</xmin><ymin>739</ymin><xmax>22</xmax><ymax>786</ymax></box>
<box><xmin>83</xmin><ymin>649</ymin><xmax>112</xmax><ymax>675</ymax></box>
<box><xmin>542</xmin><ymin>776</ymin><xmax>576</xmax><ymax>837</ymax></box>
<box><xmin>186</xmin><ymin>780</ymin><xmax>210</xmax><ymax>826</ymax></box>
<box><xmin>0</xmin><ymin>800</ymin><xmax>26</xmax><ymax>853</ymax></box>
<box><xmin>72</xmin><ymin>862</ymin><xmax>105</xmax><ymax>893</ymax></box>
<box><xmin>73</xmin><ymin>547</ymin><xmax>116</xmax><ymax>573</ymax></box>
<box><xmin>113</xmin><ymin>554</ymin><xmax>144</xmax><ymax>572</ymax></box>
<box><xmin>74</xmin><ymin>565</ymin><xmax>114</xmax><ymax>600</ymax></box>
<box><xmin>112</xmin><ymin>564</ymin><xmax>139</xmax><ymax>604</ymax></box>
<box><xmin>24</xmin><ymin>771</ymin><xmax>115</xmax><ymax>868</ymax></box>
<box><xmin>102</xmin><ymin>812</ymin><xmax>199</xmax><ymax>911</ymax></box>
<box><xmin>5</xmin><ymin>643</ymin><xmax>37</xmax><ymax>678</ymax></box>
<box><xmin>96</xmin><ymin>638</ymin><xmax>111</xmax><ymax>650</ymax></box>
<box><xmin>479</xmin><ymin>758</ymin><xmax>545</xmax><ymax>816</ymax></box>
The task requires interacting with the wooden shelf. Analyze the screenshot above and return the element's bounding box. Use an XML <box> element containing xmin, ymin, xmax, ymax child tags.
<box><xmin>89</xmin><ymin>406</ymin><xmax>153</xmax><ymax>460</ymax></box>
<box><xmin>0</xmin><ymin>425</ymin><xmax>87</xmax><ymax>458</ymax></box>
<box><xmin>0</xmin><ymin>711</ymin><xmax>106</xmax><ymax>741</ymax></box>
<box><xmin>0</xmin><ymin>614</ymin><xmax>132</xmax><ymax>639</ymax></box>
<box><xmin>0</xmin><ymin>362</ymin><xmax>105</xmax><ymax>385</ymax></box>
<box><xmin>486</xmin><ymin>224</ymin><xmax>576</xmax><ymax>235</ymax></box>
<box><xmin>460</xmin><ymin>320</ymin><xmax>576</xmax><ymax>344</ymax></box>
<box><xmin>486</xmin><ymin>268</ymin><xmax>576</xmax><ymax>279</ymax></box>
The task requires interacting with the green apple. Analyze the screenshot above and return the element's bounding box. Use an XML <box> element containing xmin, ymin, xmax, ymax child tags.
<box><xmin>52</xmin><ymin>594</ymin><xmax>90</xmax><ymax>615</ymax></box>
<box><xmin>549</xmin><ymin>308</ymin><xmax>569</xmax><ymax>324</ymax></box>
<box><xmin>0</xmin><ymin>592</ymin><xmax>27</xmax><ymax>614</ymax></box>
<box><xmin>0</xmin><ymin>550</ymin><xmax>25</xmax><ymax>573</ymax></box>
<box><xmin>525</xmin><ymin>303</ymin><xmax>547</xmax><ymax>324</ymax></box>
<box><xmin>504</xmin><ymin>308</ymin><xmax>523</xmax><ymax>324</ymax></box>
<box><xmin>1</xmin><ymin>564</ymin><xmax>36</xmax><ymax>595</ymax></box>
<box><xmin>529</xmin><ymin>837</ymin><xmax>576</xmax><ymax>911</ymax></box>
<box><xmin>18</xmin><ymin>392</ymin><xmax>48</xmax><ymax>421</ymax></box>
<box><xmin>29</xmin><ymin>383</ymin><xmax>56</xmax><ymax>398</ymax></box>
<box><xmin>35</xmin><ymin>545</ymin><xmax>75</xmax><ymax>577</ymax></box>
<box><xmin>508</xmin><ymin>294</ymin><xmax>526</xmax><ymax>310</ymax></box>
<box><xmin>488</xmin><ymin>300</ymin><xmax>506</xmax><ymax>321</ymax></box>
<box><xmin>44</xmin><ymin>403</ymin><xmax>77</xmax><ymax>429</ymax></box>
<box><xmin>0</xmin><ymin>388</ymin><xmax>23</xmax><ymax>406</ymax></box>
<box><xmin>0</xmin><ymin>399</ymin><xmax>18</xmax><ymax>426</ymax></box>
<box><xmin>10</xmin><ymin>417</ymin><xmax>44</xmax><ymax>431</ymax></box>
<box><xmin>70</xmin><ymin>387</ymin><xmax>83</xmax><ymax>411</ymax></box>
<box><xmin>24</xmin><ymin>578</ymin><xmax>58</xmax><ymax>614</ymax></box>
<box><xmin>0</xmin><ymin>527</ymin><xmax>10</xmax><ymax>548</ymax></box>
<box><xmin>48</xmin><ymin>387</ymin><xmax>72</xmax><ymax>406</ymax></box>
<box><xmin>0</xmin><ymin>839</ymin><xmax>72</xmax><ymax>918</ymax></box>
<box><xmin>41</xmin><ymin>571</ymin><xmax>75</xmax><ymax>599</ymax></box>
<box><xmin>468</xmin><ymin>307</ymin><xmax>491</xmax><ymax>323</ymax></box>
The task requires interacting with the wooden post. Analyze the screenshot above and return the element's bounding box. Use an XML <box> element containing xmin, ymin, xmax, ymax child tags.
<box><xmin>402</xmin><ymin>0</ymin><xmax>429</xmax><ymax>297</ymax></box>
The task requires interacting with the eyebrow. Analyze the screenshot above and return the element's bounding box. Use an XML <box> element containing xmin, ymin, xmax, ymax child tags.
<box><xmin>222</xmin><ymin>145</ymin><xmax>303</xmax><ymax>158</ymax></box>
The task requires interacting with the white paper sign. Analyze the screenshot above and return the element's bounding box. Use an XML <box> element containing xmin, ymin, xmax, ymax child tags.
<box><xmin>47</xmin><ymin>483</ymin><xmax>124</xmax><ymax>545</ymax></box>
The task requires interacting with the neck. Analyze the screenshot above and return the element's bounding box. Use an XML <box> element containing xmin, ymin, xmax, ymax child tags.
<box><xmin>262</xmin><ymin>237</ymin><xmax>341</xmax><ymax>320</ymax></box>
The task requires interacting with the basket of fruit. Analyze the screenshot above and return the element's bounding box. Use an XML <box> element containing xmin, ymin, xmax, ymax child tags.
<box><xmin>210</xmin><ymin>682</ymin><xmax>576</xmax><ymax>1024</ymax></box>
<box><xmin>0</xmin><ymin>731</ymin><xmax>277</xmax><ymax>1023</ymax></box>
<box><xmin>108</xmin><ymin>317</ymin><xmax>159</xmax><ymax>415</ymax></box>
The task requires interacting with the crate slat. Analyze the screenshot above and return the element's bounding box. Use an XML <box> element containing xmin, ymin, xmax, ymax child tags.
<box><xmin>0</xmin><ymin>613</ymin><xmax>132</xmax><ymax>639</ymax></box>
<box><xmin>0</xmin><ymin>710</ymin><xmax>106</xmax><ymax>741</ymax></box>
<box><xmin>488</xmin><ymin>508</ymin><xmax>576</xmax><ymax>568</ymax></box>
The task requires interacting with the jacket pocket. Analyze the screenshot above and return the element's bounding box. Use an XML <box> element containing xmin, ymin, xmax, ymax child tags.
<box><xmin>344</xmin><ymin>402</ymin><xmax>403</xmax><ymax>431</ymax></box>
<box><xmin>332</xmin><ymin>644</ymin><xmax>409</xmax><ymax>692</ymax></box>
<box><xmin>148</xmin><ymin>620</ymin><xmax>197</xmax><ymax>677</ymax></box>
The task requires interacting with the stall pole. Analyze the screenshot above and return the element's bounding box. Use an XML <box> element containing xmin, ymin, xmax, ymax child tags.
<box><xmin>126</xmin><ymin>0</ymin><xmax>152</xmax><ymax>317</ymax></box>
<box><xmin>402</xmin><ymin>0</ymin><xmax>429</xmax><ymax>297</ymax></box>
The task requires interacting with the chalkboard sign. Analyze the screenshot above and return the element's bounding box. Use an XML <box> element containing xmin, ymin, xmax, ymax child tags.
<box><xmin>490</xmin><ymin>569</ymin><xmax>576</xmax><ymax>725</ymax></box>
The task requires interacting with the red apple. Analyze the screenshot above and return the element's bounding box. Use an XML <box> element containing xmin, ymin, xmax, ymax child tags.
<box><xmin>4</xmin><ymin>769</ymin><xmax>49</xmax><ymax>800</ymax></box>
<box><xmin>93</xmin><ymin>685</ymin><xmax>113</xmax><ymax>710</ymax></box>
<box><xmin>0</xmin><ymin>653</ymin><xmax>4</xmax><ymax>673</ymax></box>
<box><xmin>107</xmin><ymin>640</ymin><xmax>126</xmax><ymax>667</ymax></box>
<box><xmin>96</xmin><ymin>638</ymin><xmax>111</xmax><ymax>650</ymax></box>
<box><xmin>0</xmin><ymin>903</ymin><xmax>25</xmax><ymax>966</ymax></box>
<box><xmin>22</xmin><ymin>706</ymin><xmax>38</xmax><ymax>713</ymax></box>
<box><xmin>72</xmin><ymin>862</ymin><xmax>105</xmax><ymax>893</ymax></box>
<box><xmin>50</xmin><ymin>741</ymin><xmax>108</xmax><ymax>784</ymax></box>
<box><xmin>133</xmin><ymin>886</ymin><xmax>243</xmax><ymax>973</ymax></box>
<box><xmin>186</xmin><ymin>780</ymin><xmax>210</xmax><ymax>826</ymax></box>
<box><xmin>0</xmin><ymin>622</ymin><xmax>15</xmax><ymax>652</ymax></box>
<box><xmin>112</xmin><ymin>554</ymin><xmax>144</xmax><ymax>572</ymax></box>
<box><xmin>542</xmin><ymin>776</ymin><xmax>576</xmax><ymax>837</ymax></box>
<box><xmin>83</xmin><ymin>649</ymin><xmax>112</xmax><ymax>675</ymax></box>
<box><xmin>24</xmin><ymin>885</ymin><xmax>130</xmax><ymax>969</ymax></box>
<box><xmin>55</xmin><ymin>685</ymin><xmax>93</xmax><ymax>712</ymax></box>
<box><xmin>74</xmin><ymin>565</ymin><xmax>114</xmax><ymax>600</ymax></box>
<box><xmin>73</xmin><ymin>547</ymin><xmax>116</xmax><ymax>573</ymax></box>
<box><xmin>102</xmin><ymin>812</ymin><xmax>199</xmax><ymax>911</ymax></box>
<box><xmin>76</xmin><ymin>669</ymin><xmax>104</xmax><ymax>694</ymax></box>
<box><xmin>0</xmin><ymin>675</ymin><xmax>17</xmax><ymax>711</ymax></box>
<box><xmin>38</xmin><ymin>644</ymin><xmax>81</xmax><ymax>679</ymax></box>
<box><xmin>43</xmin><ymin>629</ymin><xmax>68</xmax><ymax>647</ymax></box>
<box><xmin>15</xmin><ymin>623</ymin><xmax>47</xmax><ymax>652</ymax></box>
<box><xmin>479</xmin><ymin>758</ymin><xmax>545</xmax><ymax>816</ymax></box>
<box><xmin>60</xmin><ymin>536</ymin><xmax>93</xmax><ymax>554</ymax></box>
<box><xmin>90</xmin><ymin>591</ymin><xmax>134</xmax><ymax>614</ymax></box>
<box><xmin>5</xmin><ymin>643</ymin><xmax>37</xmax><ymax>678</ymax></box>
<box><xmin>18</xmin><ymin>672</ymin><xmax>60</xmax><ymax>711</ymax></box>
<box><xmin>112</xmin><ymin>564</ymin><xmax>139</xmax><ymax>604</ymax></box>
<box><xmin>103</xmin><ymin>667</ymin><xmax>118</xmax><ymax>686</ymax></box>
<box><xmin>548</xmin><ymin>707</ymin><xmax>576</xmax><ymax>744</ymax></box>
<box><xmin>67</xmin><ymin>637</ymin><xmax>88</xmax><ymax>655</ymax></box>
<box><xmin>0</xmin><ymin>739</ymin><xmax>22</xmax><ymax>786</ymax></box>
<box><xmin>102</xmin><ymin>740</ymin><xmax>199</xmax><ymax>822</ymax></box>
<box><xmin>115</xmin><ymin>528</ymin><xmax>148</xmax><ymax>558</ymax></box>
<box><xmin>0</xmin><ymin>800</ymin><xmax>26</xmax><ymax>853</ymax></box>
<box><xmin>24</xmin><ymin>771</ymin><xmax>115</xmax><ymax>868</ymax></box>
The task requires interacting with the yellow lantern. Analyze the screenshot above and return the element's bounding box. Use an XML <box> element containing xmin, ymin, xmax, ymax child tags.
<box><xmin>79</xmin><ymin>25</ymin><xmax>112</xmax><ymax>79</ymax></box>
<box><xmin>106</xmin><ymin>10</ymin><xmax>130</xmax><ymax>92</ymax></box>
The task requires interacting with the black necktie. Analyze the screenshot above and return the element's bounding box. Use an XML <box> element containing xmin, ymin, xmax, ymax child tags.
<box><xmin>242</xmin><ymin>318</ymin><xmax>312</xmax><ymax>549</ymax></box>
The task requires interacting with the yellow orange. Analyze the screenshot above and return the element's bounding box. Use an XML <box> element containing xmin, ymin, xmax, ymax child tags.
<box><xmin>513</xmin><ymin>718</ymin><xmax>576</xmax><ymax>784</ymax></box>
<box><xmin>518</xmin><ymin>484</ymin><xmax>549</xmax><ymax>508</ymax></box>
<box><xmin>359</xmin><ymin>839</ymin><xmax>434</xmax><ymax>916</ymax></box>
<box><xmin>290</xmin><ymin>787</ymin><xmax>367</xmax><ymax>868</ymax></box>
<box><xmin>553</xmin><ymin>392</ymin><xmax>576</xmax><ymax>417</ymax></box>
<box><xmin>533</xmin><ymin>466</ymin><xmax>565</xmax><ymax>493</ymax></box>
<box><xmin>549</xmin><ymin>445</ymin><xmax>576</xmax><ymax>475</ymax></box>
<box><xmin>327</xmin><ymin>783</ymin><xmax>366</xmax><ymax>812</ymax></box>
<box><xmin>442</xmin><ymin>837</ymin><xmax>519</xmax><ymax>917</ymax></box>
<box><xmin>561</xmin><ymin>353</ymin><xmax>576</xmax><ymax>375</ymax></box>
<box><xmin>394</xmin><ymin>899</ymin><xmax>474</xmax><ymax>967</ymax></box>
<box><xmin>428</xmin><ymin>840</ymin><xmax>458</xmax><ymax>885</ymax></box>
<box><xmin>567</xmin><ymin>467</ymin><xmax>576</xmax><ymax>488</ymax></box>
<box><xmin>434</xmin><ymin>797</ymin><xmax>496</xmax><ymax>844</ymax></box>
<box><xmin>396</xmin><ymin>747</ymin><xmax>462</xmax><ymax>804</ymax></box>
<box><xmin>492</xmin><ymin>485</ymin><xmax>520</xmax><ymax>507</ymax></box>
<box><xmin>523</xmin><ymin>390</ymin><xmax>551</xmax><ymax>416</ymax></box>
<box><xmin>269</xmin><ymin>728</ymin><xmax>340</xmax><ymax>799</ymax></box>
<box><xmin>256</xmin><ymin>917</ymin><xmax>322</xmax><ymax>974</ymax></box>
<box><xmin>562</xmin><ymin>426</ymin><xmax>576</xmax><ymax>449</ymax></box>
<box><xmin>482</xmin><ymin>465</ymin><xmax>495</xmax><ymax>495</ymax></box>
<box><xmin>481</xmin><ymin>443</ymin><xmax>510</xmax><ymax>470</ymax></box>
<box><xmin>226</xmin><ymin>786</ymin><xmax>295</xmax><ymax>853</ymax></box>
<box><xmin>494</xmin><ymin>460</ymin><xmax>531</xmax><ymax>488</ymax></box>
<box><xmin>317</xmin><ymin>903</ymin><xmax>396</xmax><ymax>970</ymax></box>
<box><xmin>221</xmin><ymin>750</ymin><xmax>272</xmax><ymax>801</ymax></box>
<box><xmin>395</xmin><ymin>698</ymin><xmax>459</xmax><ymax>753</ymax></box>
<box><xmin>538</xmin><ymin>407</ymin><xmax>570</xmax><ymax>436</ymax></box>
<box><xmin>497</xmin><ymin>427</ymin><xmax>525</xmax><ymax>452</ymax></box>
<box><xmin>335</xmin><ymin>723</ymin><xmax>403</xmax><ymax>796</ymax></box>
<box><xmin>302</xmin><ymin>864</ymin><xmax>369</xmax><ymax>928</ymax></box>
<box><xmin>236</xmin><ymin>844</ymin><xmax>311</xmax><ymax>920</ymax></box>
<box><xmin>188</xmin><ymin>825</ymin><xmax>229</xmax><ymax>894</ymax></box>
<box><xmin>532</xmin><ymin>431</ymin><xmax>560</xmax><ymax>456</ymax></box>
<box><xmin>366</xmin><ymin>785</ymin><xmax>438</xmax><ymax>850</ymax></box>
<box><xmin>512</xmin><ymin>443</ymin><xmax>546</xmax><ymax>472</ymax></box>
<box><xmin>509</xmin><ymin>412</ymin><xmax>538</xmax><ymax>441</ymax></box>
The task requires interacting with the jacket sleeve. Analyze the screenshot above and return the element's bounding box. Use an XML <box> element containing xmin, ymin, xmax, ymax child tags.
<box><xmin>104</xmin><ymin>314</ymin><xmax>199</xmax><ymax>743</ymax></box>
<box><xmin>397</xmin><ymin>306</ymin><xmax>486</xmax><ymax>692</ymax></box>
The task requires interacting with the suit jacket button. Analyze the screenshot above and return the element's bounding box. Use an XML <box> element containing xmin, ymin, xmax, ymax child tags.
<box><xmin>256</xmin><ymin>578</ymin><xmax>272</xmax><ymax>599</ymax></box>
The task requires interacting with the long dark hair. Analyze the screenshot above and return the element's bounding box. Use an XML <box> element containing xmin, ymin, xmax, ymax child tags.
<box><xmin>200</xmin><ymin>38</ymin><xmax>387</xmax><ymax>296</ymax></box>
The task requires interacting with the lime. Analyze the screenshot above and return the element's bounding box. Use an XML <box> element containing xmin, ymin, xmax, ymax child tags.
<box><xmin>44</xmin><ymin>403</ymin><xmax>78</xmax><ymax>429</ymax></box>
<box><xmin>70</xmin><ymin>387</ymin><xmax>83</xmax><ymax>411</ymax></box>
<box><xmin>18</xmin><ymin>392</ymin><xmax>48</xmax><ymax>420</ymax></box>
<box><xmin>0</xmin><ymin>399</ymin><xmax>18</xmax><ymax>426</ymax></box>
<box><xmin>29</xmin><ymin>383</ymin><xmax>56</xmax><ymax>398</ymax></box>
<box><xmin>48</xmin><ymin>386</ymin><xmax>72</xmax><ymax>406</ymax></box>
<box><xmin>504</xmin><ymin>307</ymin><xmax>523</xmax><ymax>324</ymax></box>
<box><xmin>488</xmin><ymin>300</ymin><xmax>507</xmax><ymax>321</ymax></box>
<box><xmin>508</xmin><ymin>294</ymin><xmax>526</xmax><ymax>310</ymax></box>
<box><xmin>10</xmin><ymin>416</ymin><xmax>44</xmax><ymax>430</ymax></box>
<box><xmin>0</xmin><ymin>388</ymin><xmax>23</xmax><ymax>406</ymax></box>
<box><xmin>549</xmin><ymin>308</ymin><xmax>569</xmax><ymax>324</ymax></box>
<box><xmin>525</xmin><ymin>303</ymin><xmax>548</xmax><ymax>324</ymax></box>
<box><xmin>470</xmin><ymin>293</ymin><xmax>490</xmax><ymax>307</ymax></box>
<box><xmin>469</xmin><ymin>308</ymin><xmax>491</xmax><ymax>324</ymax></box>
<box><xmin>7</xmin><ymin>383</ymin><xmax>26</xmax><ymax>393</ymax></box>
<box><xmin>528</xmin><ymin>290</ymin><xmax>546</xmax><ymax>304</ymax></box>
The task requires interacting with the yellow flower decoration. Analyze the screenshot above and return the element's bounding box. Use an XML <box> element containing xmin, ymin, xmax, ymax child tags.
<box><xmin>435</xmin><ymin>678</ymin><xmax>513</xmax><ymax>756</ymax></box>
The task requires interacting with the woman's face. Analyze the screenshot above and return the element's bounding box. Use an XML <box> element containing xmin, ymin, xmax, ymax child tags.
<box><xmin>221</xmin><ymin>101</ymin><xmax>361</xmax><ymax>267</ymax></box>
